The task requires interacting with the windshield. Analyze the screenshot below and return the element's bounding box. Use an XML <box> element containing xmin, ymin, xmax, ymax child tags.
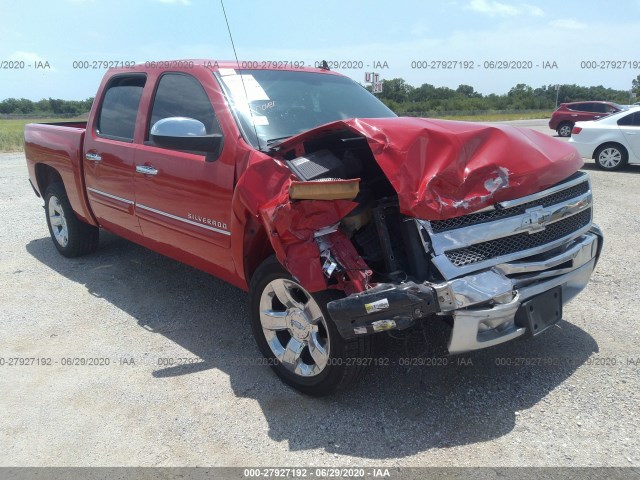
<box><xmin>215</xmin><ymin>69</ymin><xmax>396</xmax><ymax>149</ymax></box>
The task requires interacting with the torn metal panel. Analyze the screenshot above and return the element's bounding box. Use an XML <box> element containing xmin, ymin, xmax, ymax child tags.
<box><xmin>322</xmin><ymin>230</ymin><xmax>372</xmax><ymax>295</ymax></box>
<box><xmin>273</xmin><ymin>117</ymin><xmax>584</xmax><ymax>220</ymax></box>
<box><xmin>234</xmin><ymin>152</ymin><xmax>366</xmax><ymax>292</ymax></box>
<box><xmin>261</xmin><ymin>198</ymin><xmax>358</xmax><ymax>292</ymax></box>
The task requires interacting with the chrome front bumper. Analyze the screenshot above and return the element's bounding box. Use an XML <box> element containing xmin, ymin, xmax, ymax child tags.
<box><xmin>434</xmin><ymin>226</ymin><xmax>602</xmax><ymax>354</ymax></box>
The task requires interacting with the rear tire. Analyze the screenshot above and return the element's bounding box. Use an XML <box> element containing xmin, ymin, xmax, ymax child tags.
<box><xmin>44</xmin><ymin>183</ymin><xmax>99</xmax><ymax>257</ymax></box>
<box><xmin>249</xmin><ymin>256</ymin><xmax>371</xmax><ymax>396</ymax></box>
<box><xmin>594</xmin><ymin>143</ymin><xmax>628</xmax><ymax>171</ymax></box>
<box><xmin>557</xmin><ymin>122</ymin><xmax>573</xmax><ymax>137</ymax></box>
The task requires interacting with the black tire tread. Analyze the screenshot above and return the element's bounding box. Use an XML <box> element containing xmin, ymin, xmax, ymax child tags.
<box><xmin>44</xmin><ymin>183</ymin><xmax>99</xmax><ymax>258</ymax></box>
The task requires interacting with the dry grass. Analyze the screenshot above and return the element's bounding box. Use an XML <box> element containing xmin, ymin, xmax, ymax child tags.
<box><xmin>0</xmin><ymin>118</ymin><xmax>84</xmax><ymax>152</ymax></box>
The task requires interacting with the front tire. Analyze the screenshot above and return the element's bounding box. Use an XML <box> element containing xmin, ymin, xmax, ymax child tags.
<box><xmin>44</xmin><ymin>183</ymin><xmax>99</xmax><ymax>257</ymax></box>
<box><xmin>249</xmin><ymin>256</ymin><xmax>371</xmax><ymax>396</ymax></box>
<box><xmin>594</xmin><ymin>144</ymin><xmax>628</xmax><ymax>171</ymax></box>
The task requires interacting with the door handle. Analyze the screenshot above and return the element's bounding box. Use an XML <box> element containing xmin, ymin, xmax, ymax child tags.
<box><xmin>136</xmin><ymin>165</ymin><xmax>158</xmax><ymax>176</ymax></box>
<box><xmin>85</xmin><ymin>153</ymin><xmax>102</xmax><ymax>162</ymax></box>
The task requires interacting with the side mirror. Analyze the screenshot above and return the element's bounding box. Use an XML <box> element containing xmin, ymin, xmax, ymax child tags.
<box><xmin>150</xmin><ymin>117</ymin><xmax>223</xmax><ymax>161</ymax></box>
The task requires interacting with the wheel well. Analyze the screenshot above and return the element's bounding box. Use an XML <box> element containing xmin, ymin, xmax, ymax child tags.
<box><xmin>558</xmin><ymin>121</ymin><xmax>573</xmax><ymax>129</ymax></box>
<box><xmin>593</xmin><ymin>142</ymin><xmax>628</xmax><ymax>160</ymax></box>
<box><xmin>243</xmin><ymin>220</ymin><xmax>275</xmax><ymax>285</ymax></box>
<box><xmin>35</xmin><ymin>164</ymin><xmax>64</xmax><ymax>196</ymax></box>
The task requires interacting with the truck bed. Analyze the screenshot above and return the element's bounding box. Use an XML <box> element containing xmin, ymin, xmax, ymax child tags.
<box><xmin>24</xmin><ymin>122</ymin><xmax>95</xmax><ymax>225</ymax></box>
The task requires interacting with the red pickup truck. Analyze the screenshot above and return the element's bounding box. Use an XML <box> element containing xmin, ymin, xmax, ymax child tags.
<box><xmin>25</xmin><ymin>61</ymin><xmax>603</xmax><ymax>395</ymax></box>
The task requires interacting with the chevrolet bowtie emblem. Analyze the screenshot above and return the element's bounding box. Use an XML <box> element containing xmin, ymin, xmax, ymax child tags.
<box><xmin>522</xmin><ymin>207</ymin><xmax>553</xmax><ymax>233</ymax></box>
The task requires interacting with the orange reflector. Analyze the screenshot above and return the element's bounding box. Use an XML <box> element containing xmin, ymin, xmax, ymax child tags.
<box><xmin>289</xmin><ymin>179</ymin><xmax>360</xmax><ymax>200</ymax></box>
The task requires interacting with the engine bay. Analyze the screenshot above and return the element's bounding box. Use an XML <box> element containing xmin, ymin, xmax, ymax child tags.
<box><xmin>279</xmin><ymin>130</ymin><xmax>441</xmax><ymax>286</ymax></box>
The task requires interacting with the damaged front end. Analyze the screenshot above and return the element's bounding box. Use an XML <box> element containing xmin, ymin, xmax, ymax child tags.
<box><xmin>324</xmin><ymin>171</ymin><xmax>602</xmax><ymax>353</ymax></box>
<box><xmin>238</xmin><ymin>117</ymin><xmax>603</xmax><ymax>355</ymax></box>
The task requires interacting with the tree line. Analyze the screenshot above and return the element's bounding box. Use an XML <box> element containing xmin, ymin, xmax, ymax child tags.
<box><xmin>0</xmin><ymin>97</ymin><xmax>94</xmax><ymax>116</ymax></box>
<box><xmin>2</xmin><ymin>74</ymin><xmax>639</xmax><ymax>116</ymax></box>
<box><xmin>372</xmin><ymin>78</ymin><xmax>638</xmax><ymax>114</ymax></box>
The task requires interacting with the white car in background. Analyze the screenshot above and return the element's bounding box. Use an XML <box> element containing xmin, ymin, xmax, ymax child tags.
<box><xmin>569</xmin><ymin>106</ymin><xmax>640</xmax><ymax>171</ymax></box>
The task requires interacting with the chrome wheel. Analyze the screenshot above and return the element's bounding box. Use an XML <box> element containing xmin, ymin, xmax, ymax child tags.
<box><xmin>48</xmin><ymin>195</ymin><xmax>69</xmax><ymax>247</ymax></box>
<box><xmin>259</xmin><ymin>279</ymin><xmax>330</xmax><ymax>377</ymax></box>
<box><xmin>250</xmin><ymin>256</ymin><xmax>372</xmax><ymax>395</ymax></box>
<box><xmin>598</xmin><ymin>147</ymin><xmax>622</xmax><ymax>169</ymax></box>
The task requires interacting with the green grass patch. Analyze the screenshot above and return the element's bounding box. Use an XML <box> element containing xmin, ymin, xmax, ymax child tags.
<box><xmin>0</xmin><ymin>117</ymin><xmax>84</xmax><ymax>152</ymax></box>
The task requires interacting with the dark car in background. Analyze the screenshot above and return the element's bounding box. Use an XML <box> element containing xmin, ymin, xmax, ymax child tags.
<box><xmin>549</xmin><ymin>101</ymin><xmax>626</xmax><ymax>137</ymax></box>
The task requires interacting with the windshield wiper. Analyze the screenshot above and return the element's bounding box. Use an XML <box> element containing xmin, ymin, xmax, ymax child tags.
<box><xmin>266</xmin><ymin>135</ymin><xmax>294</xmax><ymax>147</ymax></box>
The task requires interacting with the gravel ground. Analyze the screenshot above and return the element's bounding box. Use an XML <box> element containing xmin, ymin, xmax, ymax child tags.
<box><xmin>0</xmin><ymin>122</ymin><xmax>639</xmax><ymax>467</ymax></box>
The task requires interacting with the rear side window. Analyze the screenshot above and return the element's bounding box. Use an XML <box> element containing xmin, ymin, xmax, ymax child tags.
<box><xmin>567</xmin><ymin>103</ymin><xmax>587</xmax><ymax>111</ymax></box>
<box><xmin>618</xmin><ymin>112</ymin><xmax>640</xmax><ymax>126</ymax></box>
<box><xmin>147</xmin><ymin>73</ymin><xmax>221</xmax><ymax>140</ymax></box>
<box><xmin>591</xmin><ymin>103</ymin><xmax>609</xmax><ymax>113</ymax></box>
<box><xmin>96</xmin><ymin>75</ymin><xmax>146</xmax><ymax>141</ymax></box>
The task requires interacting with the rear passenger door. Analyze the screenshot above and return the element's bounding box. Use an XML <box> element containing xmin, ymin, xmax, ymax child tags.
<box><xmin>590</xmin><ymin>103</ymin><xmax>609</xmax><ymax>120</ymax></box>
<box><xmin>134</xmin><ymin>72</ymin><xmax>235</xmax><ymax>272</ymax></box>
<box><xmin>84</xmin><ymin>74</ymin><xmax>146</xmax><ymax>236</ymax></box>
<box><xmin>618</xmin><ymin>111</ymin><xmax>640</xmax><ymax>160</ymax></box>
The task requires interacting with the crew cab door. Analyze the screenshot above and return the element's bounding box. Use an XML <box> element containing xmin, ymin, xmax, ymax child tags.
<box><xmin>133</xmin><ymin>72</ymin><xmax>235</xmax><ymax>272</ymax></box>
<box><xmin>83</xmin><ymin>74</ymin><xmax>146</xmax><ymax>236</ymax></box>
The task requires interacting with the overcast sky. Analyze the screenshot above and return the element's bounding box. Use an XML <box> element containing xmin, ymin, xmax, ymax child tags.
<box><xmin>1</xmin><ymin>0</ymin><xmax>639</xmax><ymax>100</ymax></box>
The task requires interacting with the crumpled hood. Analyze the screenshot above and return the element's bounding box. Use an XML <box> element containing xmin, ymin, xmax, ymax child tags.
<box><xmin>275</xmin><ymin>117</ymin><xmax>583</xmax><ymax>220</ymax></box>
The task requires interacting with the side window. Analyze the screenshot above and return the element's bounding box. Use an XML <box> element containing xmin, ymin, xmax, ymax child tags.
<box><xmin>568</xmin><ymin>103</ymin><xmax>585</xmax><ymax>112</ymax></box>
<box><xmin>584</xmin><ymin>103</ymin><xmax>600</xmax><ymax>113</ymax></box>
<box><xmin>97</xmin><ymin>75</ymin><xmax>146</xmax><ymax>141</ymax></box>
<box><xmin>618</xmin><ymin>112</ymin><xmax>640</xmax><ymax>126</ymax></box>
<box><xmin>618</xmin><ymin>113</ymin><xmax>632</xmax><ymax>126</ymax></box>
<box><xmin>593</xmin><ymin>103</ymin><xmax>609</xmax><ymax>113</ymax></box>
<box><xmin>148</xmin><ymin>73</ymin><xmax>221</xmax><ymax>142</ymax></box>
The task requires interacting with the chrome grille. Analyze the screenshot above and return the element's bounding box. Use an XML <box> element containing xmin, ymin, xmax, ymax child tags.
<box><xmin>430</xmin><ymin>176</ymin><xmax>590</xmax><ymax>233</ymax></box>
<box><xmin>444</xmin><ymin>209</ymin><xmax>592</xmax><ymax>267</ymax></box>
<box><xmin>419</xmin><ymin>172</ymin><xmax>594</xmax><ymax>280</ymax></box>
